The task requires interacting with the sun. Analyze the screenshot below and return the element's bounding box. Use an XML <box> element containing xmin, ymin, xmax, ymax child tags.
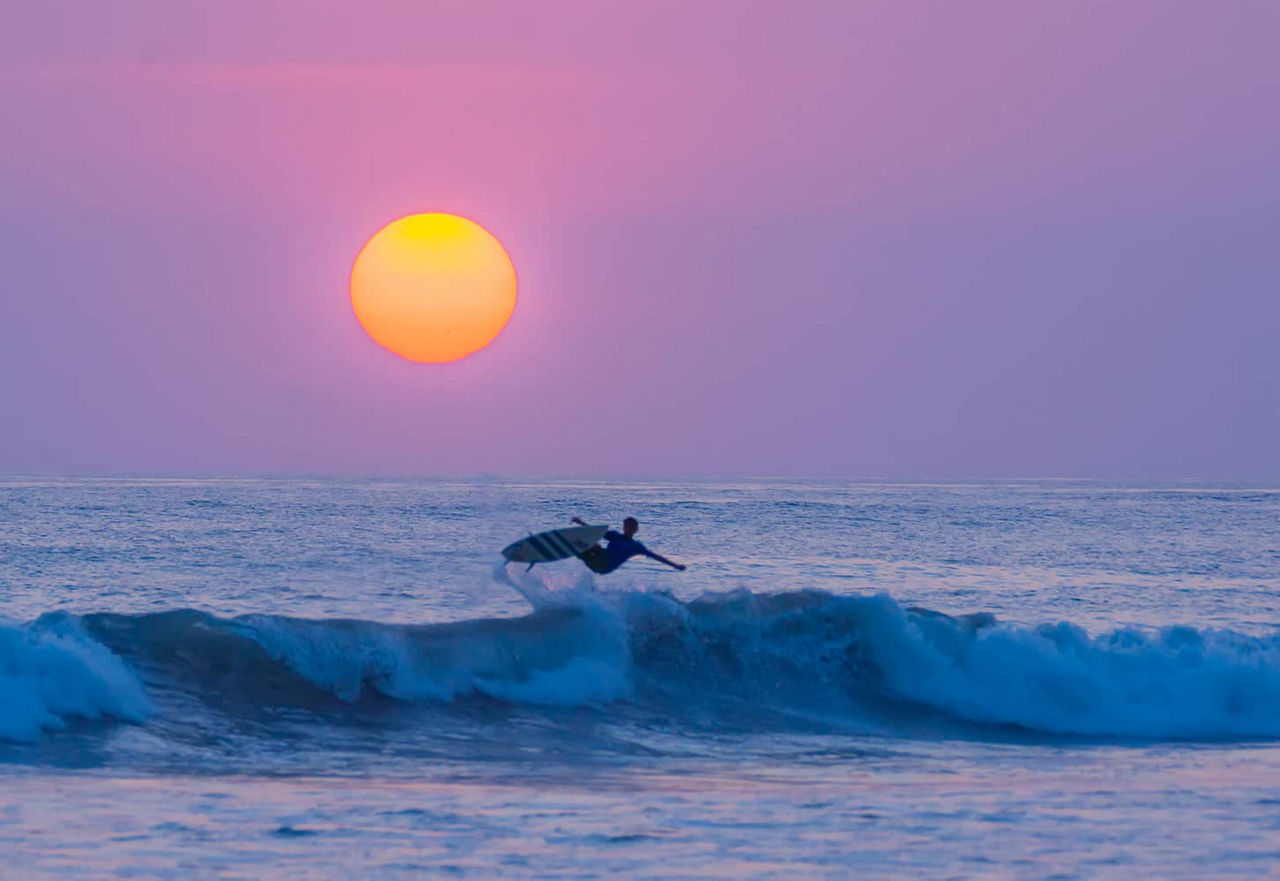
<box><xmin>350</xmin><ymin>213</ymin><xmax>517</xmax><ymax>363</ymax></box>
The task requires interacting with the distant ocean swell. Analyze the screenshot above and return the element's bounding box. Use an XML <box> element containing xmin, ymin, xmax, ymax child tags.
<box><xmin>7</xmin><ymin>586</ymin><xmax>1280</xmax><ymax>743</ymax></box>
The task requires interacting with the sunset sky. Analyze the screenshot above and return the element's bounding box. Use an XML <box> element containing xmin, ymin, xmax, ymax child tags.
<box><xmin>2</xmin><ymin>1</ymin><xmax>1277</xmax><ymax>479</ymax></box>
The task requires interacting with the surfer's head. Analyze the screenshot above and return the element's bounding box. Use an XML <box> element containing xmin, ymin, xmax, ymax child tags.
<box><xmin>622</xmin><ymin>517</ymin><xmax>639</xmax><ymax>537</ymax></box>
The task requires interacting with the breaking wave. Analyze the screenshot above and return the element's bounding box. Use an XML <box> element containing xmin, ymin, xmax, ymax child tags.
<box><xmin>9</xmin><ymin>585</ymin><xmax>1280</xmax><ymax>744</ymax></box>
<box><xmin>0</xmin><ymin>616</ymin><xmax>151</xmax><ymax>741</ymax></box>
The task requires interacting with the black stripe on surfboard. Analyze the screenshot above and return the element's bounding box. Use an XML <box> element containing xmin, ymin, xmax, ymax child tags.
<box><xmin>527</xmin><ymin>535</ymin><xmax>559</xmax><ymax>561</ymax></box>
<box><xmin>546</xmin><ymin>532</ymin><xmax>578</xmax><ymax>558</ymax></box>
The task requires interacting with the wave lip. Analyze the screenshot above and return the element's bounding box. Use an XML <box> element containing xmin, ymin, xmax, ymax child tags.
<box><xmin>0</xmin><ymin>615</ymin><xmax>151</xmax><ymax>742</ymax></box>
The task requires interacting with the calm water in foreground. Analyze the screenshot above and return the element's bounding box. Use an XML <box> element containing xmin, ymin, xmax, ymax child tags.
<box><xmin>2</xmin><ymin>477</ymin><xmax>1280</xmax><ymax>878</ymax></box>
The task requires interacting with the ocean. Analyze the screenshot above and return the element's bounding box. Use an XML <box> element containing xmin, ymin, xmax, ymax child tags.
<box><xmin>2</xmin><ymin>477</ymin><xmax>1280</xmax><ymax>878</ymax></box>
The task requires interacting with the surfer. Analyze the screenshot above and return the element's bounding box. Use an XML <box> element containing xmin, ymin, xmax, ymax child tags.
<box><xmin>570</xmin><ymin>517</ymin><xmax>686</xmax><ymax>574</ymax></box>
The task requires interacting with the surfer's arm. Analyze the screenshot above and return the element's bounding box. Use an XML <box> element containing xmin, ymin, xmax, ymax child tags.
<box><xmin>647</xmin><ymin>550</ymin><xmax>686</xmax><ymax>571</ymax></box>
<box><xmin>571</xmin><ymin>517</ymin><xmax>586</xmax><ymax>526</ymax></box>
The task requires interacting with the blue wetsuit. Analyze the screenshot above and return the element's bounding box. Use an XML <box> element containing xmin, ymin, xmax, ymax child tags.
<box><xmin>580</xmin><ymin>530</ymin><xmax>650</xmax><ymax>574</ymax></box>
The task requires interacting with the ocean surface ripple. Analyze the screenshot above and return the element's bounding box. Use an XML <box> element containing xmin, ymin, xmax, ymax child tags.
<box><xmin>5</xmin><ymin>478</ymin><xmax>1280</xmax><ymax>877</ymax></box>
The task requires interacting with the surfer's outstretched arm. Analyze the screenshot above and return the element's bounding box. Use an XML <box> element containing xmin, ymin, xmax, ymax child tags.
<box><xmin>647</xmin><ymin>551</ymin><xmax>686</xmax><ymax>571</ymax></box>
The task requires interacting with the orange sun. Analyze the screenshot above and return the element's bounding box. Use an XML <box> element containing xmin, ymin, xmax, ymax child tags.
<box><xmin>350</xmin><ymin>213</ymin><xmax>517</xmax><ymax>363</ymax></box>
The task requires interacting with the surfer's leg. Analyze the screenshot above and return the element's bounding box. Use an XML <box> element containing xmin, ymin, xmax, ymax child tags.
<box><xmin>577</xmin><ymin>545</ymin><xmax>612</xmax><ymax>574</ymax></box>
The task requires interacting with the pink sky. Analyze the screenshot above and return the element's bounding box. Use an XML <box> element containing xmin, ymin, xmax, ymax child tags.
<box><xmin>2</xmin><ymin>1</ymin><xmax>1277</xmax><ymax>478</ymax></box>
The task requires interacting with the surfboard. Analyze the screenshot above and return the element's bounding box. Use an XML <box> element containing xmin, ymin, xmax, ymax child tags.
<box><xmin>502</xmin><ymin>524</ymin><xmax>608</xmax><ymax>565</ymax></box>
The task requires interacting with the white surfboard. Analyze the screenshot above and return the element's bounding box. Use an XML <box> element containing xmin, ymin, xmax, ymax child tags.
<box><xmin>501</xmin><ymin>524</ymin><xmax>608</xmax><ymax>565</ymax></box>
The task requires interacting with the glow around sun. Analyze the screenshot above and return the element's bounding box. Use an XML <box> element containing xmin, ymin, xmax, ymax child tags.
<box><xmin>350</xmin><ymin>213</ymin><xmax>517</xmax><ymax>363</ymax></box>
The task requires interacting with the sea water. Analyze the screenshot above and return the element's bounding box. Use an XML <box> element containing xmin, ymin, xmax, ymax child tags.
<box><xmin>2</xmin><ymin>477</ymin><xmax>1279</xmax><ymax>878</ymax></box>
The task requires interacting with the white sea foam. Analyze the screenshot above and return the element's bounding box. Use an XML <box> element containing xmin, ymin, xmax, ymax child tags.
<box><xmin>237</xmin><ymin>592</ymin><xmax>632</xmax><ymax>707</ymax></box>
<box><xmin>0</xmin><ymin>617</ymin><xmax>151</xmax><ymax>742</ymax></box>
<box><xmin>858</xmin><ymin>595</ymin><xmax>1280</xmax><ymax>737</ymax></box>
